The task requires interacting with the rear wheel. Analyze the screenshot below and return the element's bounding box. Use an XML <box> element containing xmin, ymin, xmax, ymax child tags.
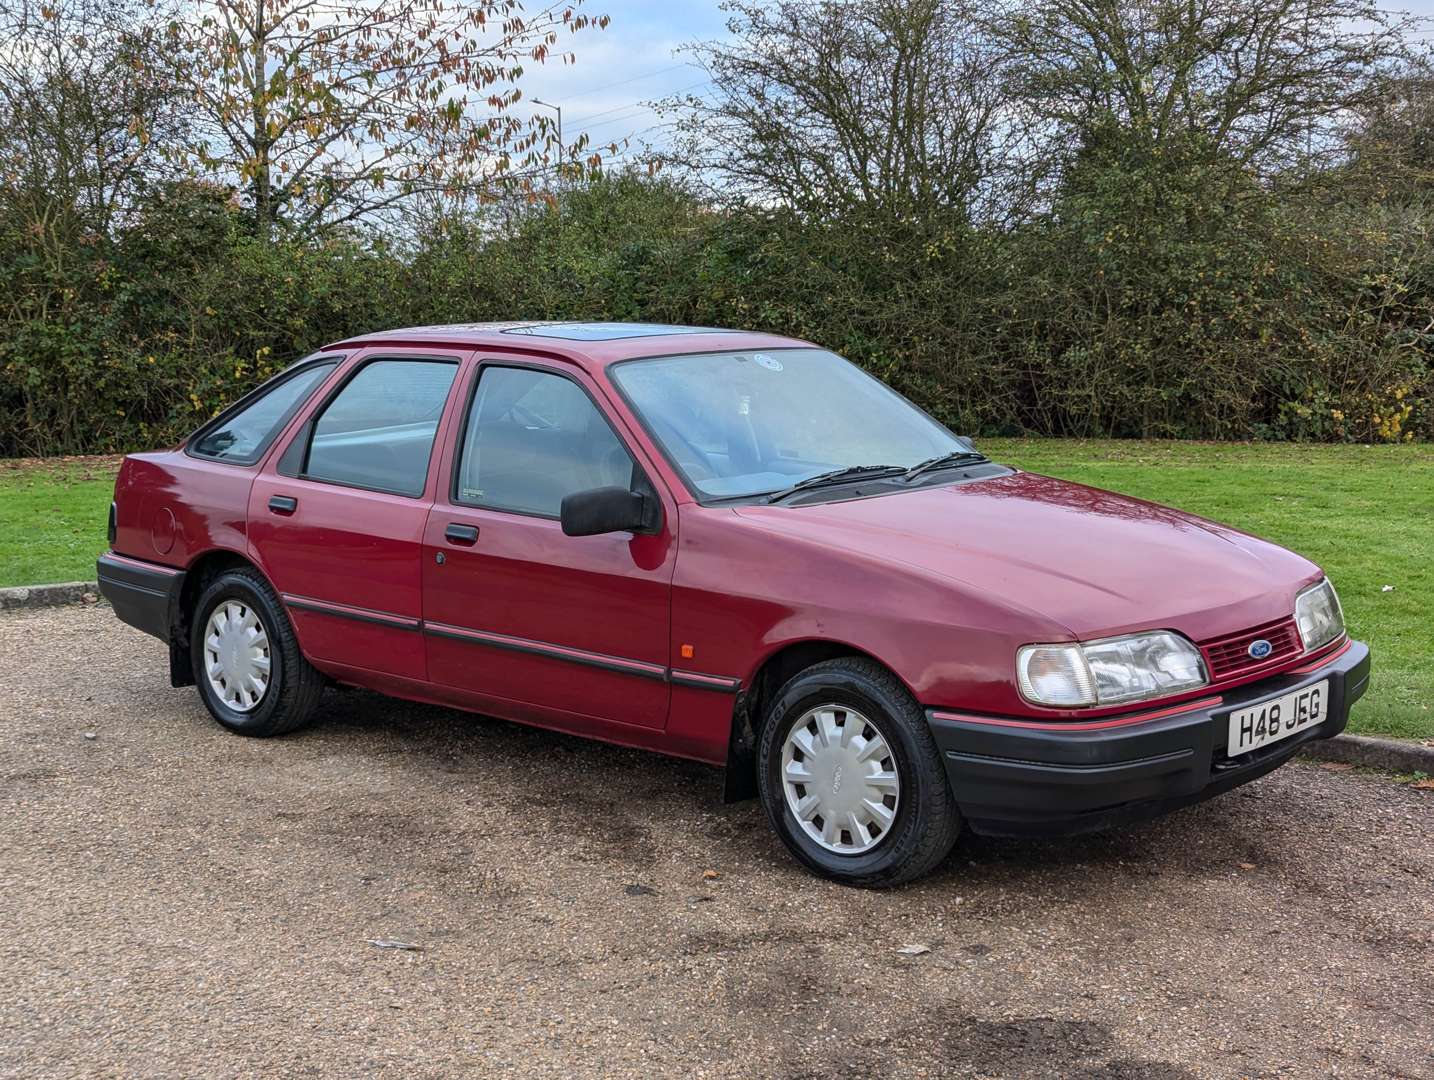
<box><xmin>757</xmin><ymin>657</ymin><xmax>961</xmax><ymax>887</ymax></box>
<box><xmin>191</xmin><ymin>568</ymin><xmax>323</xmax><ymax>736</ymax></box>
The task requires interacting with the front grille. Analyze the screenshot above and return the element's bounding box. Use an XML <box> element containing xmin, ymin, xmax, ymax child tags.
<box><xmin>1201</xmin><ymin>617</ymin><xmax>1303</xmax><ymax>681</ymax></box>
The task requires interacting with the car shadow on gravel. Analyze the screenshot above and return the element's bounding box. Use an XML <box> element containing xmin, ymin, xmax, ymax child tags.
<box><xmin>295</xmin><ymin>686</ymin><xmax>1290</xmax><ymax>898</ymax></box>
<box><xmin>930</xmin><ymin>1014</ymin><xmax>1200</xmax><ymax>1080</ymax></box>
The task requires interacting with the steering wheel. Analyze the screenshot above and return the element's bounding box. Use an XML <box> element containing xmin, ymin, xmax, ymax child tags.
<box><xmin>510</xmin><ymin>402</ymin><xmax>556</xmax><ymax>429</ymax></box>
<box><xmin>599</xmin><ymin>443</ymin><xmax>636</xmax><ymax>488</ymax></box>
<box><xmin>650</xmin><ymin>417</ymin><xmax>718</xmax><ymax>480</ymax></box>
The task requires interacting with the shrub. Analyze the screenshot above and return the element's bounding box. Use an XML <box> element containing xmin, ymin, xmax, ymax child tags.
<box><xmin>0</xmin><ymin>172</ymin><xmax>1427</xmax><ymax>456</ymax></box>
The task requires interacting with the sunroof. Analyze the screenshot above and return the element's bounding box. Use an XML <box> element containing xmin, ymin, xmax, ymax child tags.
<box><xmin>499</xmin><ymin>322</ymin><xmax>726</xmax><ymax>341</ymax></box>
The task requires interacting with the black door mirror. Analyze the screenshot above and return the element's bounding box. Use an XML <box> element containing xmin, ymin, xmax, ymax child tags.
<box><xmin>560</xmin><ymin>486</ymin><xmax>659</xmax><ymax>537</ymax></box>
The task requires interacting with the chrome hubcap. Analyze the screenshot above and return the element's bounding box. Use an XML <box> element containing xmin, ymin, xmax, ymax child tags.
<box><xmin>780</xmin><ymin>704</ymin><xmax>900</xmax><ymax>854</ymax></box>
<box><xmin>204</xmin><ymin>600</ymin><xmax>271</xmax><ymax>712</ymax></box>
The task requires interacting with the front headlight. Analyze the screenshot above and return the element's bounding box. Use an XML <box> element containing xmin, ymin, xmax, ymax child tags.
<box><xmin>1294</xmin><ymin>578</ymin><xmax>1344</xmax><ymax>651</ymax></box>
<box><xmin>1017</xmin><ymin>631</ymin><xmax>1208</xmax><ymax>708</ymax></box>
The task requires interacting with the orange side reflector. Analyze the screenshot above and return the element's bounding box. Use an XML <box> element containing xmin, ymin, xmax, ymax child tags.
<box><xmin>680</xmin><ymin>644</ymin><xmax>695</xmax><ymax>659</ymax></box>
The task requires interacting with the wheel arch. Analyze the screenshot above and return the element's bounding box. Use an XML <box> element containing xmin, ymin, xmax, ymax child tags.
<box><xmin>168</xmin><ymin>548</ymin><xmax>266</xmax><ymax>687</ymax></box>
<box><xmin>723</xmin><ymin>638</ymin><xmax>909</xmax><ymax>802</ymax></box>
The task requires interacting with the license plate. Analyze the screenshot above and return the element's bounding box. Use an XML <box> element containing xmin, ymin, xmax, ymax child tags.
<box><xmin>1226</xmin><ymin>680</ymin><xmax>1328</xmax><ymax>755</ymax></box>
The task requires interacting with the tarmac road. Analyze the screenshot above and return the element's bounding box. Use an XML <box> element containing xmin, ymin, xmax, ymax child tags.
<box><xmin>2</xmin><ymin>605</ymin><xmax>1431</xmax><ymax>1079</ymax></box>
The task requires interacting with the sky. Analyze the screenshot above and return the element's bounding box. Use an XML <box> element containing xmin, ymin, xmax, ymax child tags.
<box><xmin>519</xmin><ymin>0</ymin><xmax>1434</xmax><ymax>166</ymax></box>
<box><xmin>516</xmin><ymin>1</ymin><xmax>733</xmax><ymax>165</ymax></box>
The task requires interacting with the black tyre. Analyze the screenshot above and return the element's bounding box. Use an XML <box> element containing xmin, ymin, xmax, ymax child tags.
<box><xmin>757</xmin><ymin>657</ymin><xmax>962</xmax><ymax>887</ymax></box>
<box><xmin>190</xmin><ymin>567</ymin><xmax>324</xmax><ymax>737</ymax></box>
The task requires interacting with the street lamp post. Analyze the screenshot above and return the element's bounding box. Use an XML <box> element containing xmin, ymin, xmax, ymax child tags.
<box><xmin>532</xmin><ymin>98</ymin><xmax>563</xmax><ymax>175</ymax></box>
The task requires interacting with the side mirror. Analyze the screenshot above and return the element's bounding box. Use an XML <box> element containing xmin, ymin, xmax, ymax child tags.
<box><xmin>560</xmin><ymin>486</ymin><xmax>659</xmax><ymax>537</ymax></box>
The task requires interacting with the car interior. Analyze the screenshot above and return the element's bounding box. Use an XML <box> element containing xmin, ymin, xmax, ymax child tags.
<box><xmin>456</xmin><ymin>367</ymin><xmax>636</xmax><ymax>516</ymax></box>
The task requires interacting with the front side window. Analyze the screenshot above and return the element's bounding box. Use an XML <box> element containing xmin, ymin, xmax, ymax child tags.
<box><xmin>191</xmin><ymin>361</ymin><xmax>336</xmax><ymax>463</ymax></box>
<box><xmin>456</xmin><ymin>366</ymin><xmax>636</xmax><ymax>517</ymax></box>
<box><xmin>610</xmin><ymin>348</ymin><xmax>970</xmax><ymax>500</ymax></box>
<box><xmin>303</xmin><ymin>359</ymin><xmax>458</xmax><ymax>496</ymax></box>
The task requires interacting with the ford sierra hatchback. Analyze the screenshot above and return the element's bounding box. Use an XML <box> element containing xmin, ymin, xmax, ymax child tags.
<box><xmin>98</xmin><ymin>322</ymin><xmax>1370</xmax><ymax>886</ymax></box>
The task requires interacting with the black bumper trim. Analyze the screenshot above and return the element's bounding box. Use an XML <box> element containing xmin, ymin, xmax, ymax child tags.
<box><xmin>928</xmin><ymin>639</ymin><xmax>1370</xmax><ymax>837</ymax></box>
<box><xmin>96</xmin><ymin>553</ymin><xmax>184</xmax><ymax>644</ymax></box>
<box><xmin>941</xmin><ymin>745</ymin><xmax>1196</xmax><ymax>780</ymax></box>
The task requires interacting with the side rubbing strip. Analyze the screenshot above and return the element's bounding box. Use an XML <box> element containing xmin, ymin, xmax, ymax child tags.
<box><xmin>283</xmin><ymin>594</ymin><xmax>421</xmax><ymax>631</ymax></box>
<box><xmin>281</xmin><ymin>599</ymin><xmax>744</xmax><ymax>690</ymax></box>
<box><xmin>424</xmin><ymin>621</ymin><xmax>669</xmax><ymax>682</ymax></box>
<box><xmin>670</xmin><ymin>669</ymin><xmax>741</xmax><ymax>693</ymax></box>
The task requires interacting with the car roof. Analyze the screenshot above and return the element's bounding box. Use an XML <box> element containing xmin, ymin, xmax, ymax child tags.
<box><xmin>322</xmin><ymin>321</ymin><xmax>814</xmax><ymax>369</ymax></box>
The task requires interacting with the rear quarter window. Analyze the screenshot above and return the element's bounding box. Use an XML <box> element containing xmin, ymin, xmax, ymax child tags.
<box><xmin>191</xmin><ymin>361</ymin><xmax>337</xmax><ymax>464</ymax></box>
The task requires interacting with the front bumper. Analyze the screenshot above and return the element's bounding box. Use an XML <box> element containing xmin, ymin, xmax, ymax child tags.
<box><xmin>96</xmin><ymin>553</ymin><xmax>184</xmax><ymax>643</ymax></box>
<box><xmin>927</xmin><ymin>639</ymin><xmax>1370</xmax><ymax>837</ymax></box>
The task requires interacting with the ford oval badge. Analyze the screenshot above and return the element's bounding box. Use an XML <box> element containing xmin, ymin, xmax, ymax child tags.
<box><xmin>1247</xmin><ymin>638</ymin><xmax>1273</xmax><ymax>660</ymax></box>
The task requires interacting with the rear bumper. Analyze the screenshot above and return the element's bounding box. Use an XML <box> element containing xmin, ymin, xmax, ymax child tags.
<box><xmin>96</xmin><ymin>553</ymin><xmax>184</xmax><ymax>643</ymax></box>
<box><xmin>927</xmin><ymin>639</ymin><xmax>1370</xmax><ymax>837</ymax></box>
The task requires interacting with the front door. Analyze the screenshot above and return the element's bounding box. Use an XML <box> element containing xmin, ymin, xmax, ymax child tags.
<box><xmin>421</xmin><ymin>360</ymin><xmax>676</xmax><ymax>730</ymax></box>
<box><xmin>249</xmin><ymin>349</ymin><xmax>467</xmax><ymax>681</ymax></box>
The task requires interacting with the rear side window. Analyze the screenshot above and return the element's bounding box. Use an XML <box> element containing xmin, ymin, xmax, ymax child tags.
<box><xmin>191</xmin><ymin>362</ymin><xmax>336</xmax><ymax>464</ymax></box>
<box><xmin>455</xmin><ymin>366</ymin><xmax>636</xmax><ymax>517</ymax></box>
<box><xmin>302</xmin><ymin>359</ymin><xmax>458</xmax><ymax>496</ymax></box>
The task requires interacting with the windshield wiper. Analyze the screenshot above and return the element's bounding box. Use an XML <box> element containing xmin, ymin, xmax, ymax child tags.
<box><xmin>902</xmin><ymin>449</ymin><xmax>990</xmax><ymax>484</ymax></box>
<box><xmin>764</xmin><ymin>465</ymin><xmax>908</xmax><ymax>504</ymax></box>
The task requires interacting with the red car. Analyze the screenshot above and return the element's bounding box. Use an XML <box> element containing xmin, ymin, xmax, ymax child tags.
<box><xmin>98</xmin><ymin>322</ymin><xmax>1369</xmax><ymax>886</ymax></box>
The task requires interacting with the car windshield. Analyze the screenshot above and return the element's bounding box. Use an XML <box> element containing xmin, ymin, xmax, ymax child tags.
<box><xmin>611</xmin><ymin>348</ymin><xmax>974</xmax><ymax>501</ymax></box>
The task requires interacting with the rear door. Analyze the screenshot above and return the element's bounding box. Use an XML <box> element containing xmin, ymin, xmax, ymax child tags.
<box><xmin>249</xmin><ymin>348</ymin><xmax>469</xmax><ymax>681</ymax></box>
<box><xmin>421</xmin><ymin>359</ymin><xmax>677</xmax><ymax>729</ymax></box>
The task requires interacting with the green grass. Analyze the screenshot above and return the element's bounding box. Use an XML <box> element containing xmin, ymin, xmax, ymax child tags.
<box><xmin>2</xmin><ymin>441</ymin><xmax>1430</xmax><ymax>740</ymax></box>
<box><xmin>0</xmin><ymin>458</ymin><xmax>119</xmax><ymax>589</ymax></box>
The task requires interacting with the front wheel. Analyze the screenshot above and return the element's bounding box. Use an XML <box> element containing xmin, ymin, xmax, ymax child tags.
<box><xmin>757</xmin><ymin>658</ymin><xmax>962</xmax><ymax>887</ymax></box>
<box><xmin>191</xmin><ymin>567</ymin><xmax>324</xmax><ymax>737</ymax></box>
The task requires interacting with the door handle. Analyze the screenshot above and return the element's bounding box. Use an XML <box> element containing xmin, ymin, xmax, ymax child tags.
<box><xmin>444</xmin><ymin>523</ymin><xmax>479</xmax><ymax>545</ymax></box>
<box><xmin>268</xmin><ymin>495</ymin><xmax>298</xmax><ymax>515</ymax></box>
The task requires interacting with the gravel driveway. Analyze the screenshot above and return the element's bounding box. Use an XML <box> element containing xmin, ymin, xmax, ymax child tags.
<box><xmin>2</xmin><ymin>605</ymin><xmax>1430</xmax><ymax>1079</ymax></box>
